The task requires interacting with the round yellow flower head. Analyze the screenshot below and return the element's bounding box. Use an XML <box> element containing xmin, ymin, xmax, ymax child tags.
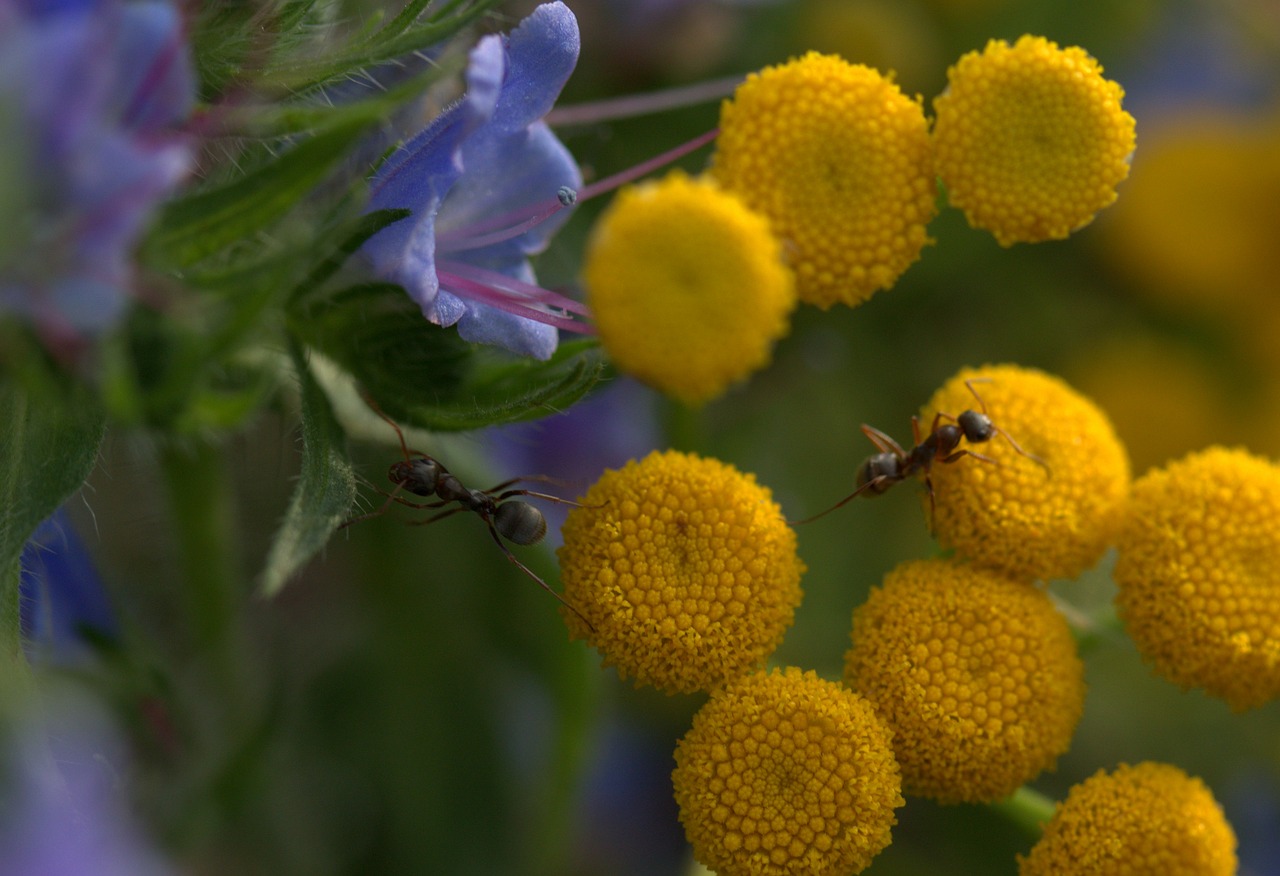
<box><xmin>1114</xmin><ymin>446</ymin><xmax>1280</xmax><ymax>711</ymax></box>
<box><xmin>557</xmin><ymin>450</ymin><xmax>805</xmax><ymax>694</ymax></box>
<box><xmin>672</xmin><ymin>667</ymin><xmax>904</xmax><ymax>876</ymax></box>
<box><xmin>921</xmin><ymin>364</ymin><xmax>1130</xmax><ymax>582</ymax></box>
<box><xmin>933</xmin><ymin>35</ymin><xmax>1136</xmax><ymax>245</ymax></box>
<box><xmin>710</xmin><ymin>52</ymin><xmax>936</xmax><ymax>308</ymax></box>
<box><xmin>1019</xmin><ymin>762</ymin><xmax>1238</xmax><ymax>876</ymax></box>
<box><xmin>583</xmin><ymin>172</ymin><xmax>797</xmax><ymax>406</ymax></box>
<box><xmin>844</xmin><ymin>558</ymin><xmax>1084</xmax><ymax>803</ymax></box>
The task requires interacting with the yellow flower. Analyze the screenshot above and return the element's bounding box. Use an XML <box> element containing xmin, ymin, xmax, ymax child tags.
<box><xmin>583</xmin><ymin>172</ymin><xmax>796</xmax><ymax>405</ymax></box>
<box><xmin>672</xmin><ymin>667</ymin><xmax>903</xmax><ymax>876</ymax></box>
<box><xmin>933</xmin><ymin>35</ymin><xmax>1135</xmax><ymax>245</ymax></box>
<box><xmin>844</xmin><ymin>558</ymin><xmax>1084</xmax><ymax>803</ymax></box>
<box><xmin>1114</xmin><ymin>446</ymin><xmax>1280</xmax><ymax>711</ymax></box>
<box><xmin>557</xmin><ymin>450</ymin><xmax>805</xmax><ymax>694</ymax></box>
<box><xmin>921</xmin><ymin>364</ymin><xmax>1130</xmax><ymax>582</ymax></box>
<box><xmin>710</xmin><ymin>52</ymin><xmax>936</xmax><ymax>308</ymax></box>
<box><xmin>1018</xmin><ymin>762</ymin><xmax>1238</xmax><ymax>876</ymax></box>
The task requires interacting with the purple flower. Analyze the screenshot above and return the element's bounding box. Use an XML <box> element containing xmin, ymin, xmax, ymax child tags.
<box><xmin>0</xmin><ymin>0</ymin><xmax>194</xmax><ymax>350</ymax></box>
<box><xmin>20</xmin><ymin>508</ymin><xmax>116</xmax><ymax>663</ymax></box>
<box><xmin>0</xmin><ymin>695</ymin><xmax>176</xmax><ymax>876</ymax></box>
<box><xmin>362</xmin><ymin>1</ymin><xmax>589</xmax><ymax>361</ymax></box>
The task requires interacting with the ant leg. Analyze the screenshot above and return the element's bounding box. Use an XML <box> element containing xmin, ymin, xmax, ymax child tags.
<box><xmin>358</xmin><ymin>388</ymin><xmax>435</xmax><ymax>462</ymax></box>
<box><xmin>923</xmin><ymin>473</ymin><xmax>938</xmax><ymax>536</ymax></box>
<box><xmin>788</xmin><ymin>476</ymin><xmax>892</xmax><ymax>526</ymax></box>
<box><xmin>938</xmin><ymin>448</ymin><xmax>998</xmax><ymax>466</ymax></box>
<box><xmin>340</xmin><ymin>481</ymin><xmax>409</xmax><ymax>529</ymax></box>
<box><xmin>483</xmin><ymin>521</ymin><xmax>596</xmax><ymax>631</ymax></box>
<box><xmin>861</xmin><ymin>424</ymin><xmax>907</xmax><ymax>458</ymax></box>
<box><xmin>963</xmin><ymin>377</ymin><xmax>995</xmax><ymax>412</ymax></box>
<box><xmin>491</xmin><ymin>487</ymin><xmax>592</xmax><ymax>509</ymax></box>
<box><xmin>406</xmin><ymin>505</ymin><xmax>468</xmax><ymax>527</ymax></box>
<box><xmin>992</xmin><ymin>426</ymin><xmax>1052</xmax><ymax>474</ymax></box>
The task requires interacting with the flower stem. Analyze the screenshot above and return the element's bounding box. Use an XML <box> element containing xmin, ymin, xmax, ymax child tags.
<box><xmin>990</xmin><ymin>786</ymin><xmax>1057</xmax><ymax>836</ymax></box>
<box><xmin>157</xmin><ymin>438</ymin><xmax>244</xmax><ymax>695</ymax></box>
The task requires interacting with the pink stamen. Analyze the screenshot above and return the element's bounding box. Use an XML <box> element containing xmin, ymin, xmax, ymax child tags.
<box><xmin>437</xmin><ymin>263</ymin><xmax>595</xmax><ymax>336</ymax></box>
<box><xmin>435</xmin><ymin>194</ymin><xmax>572</xmax><ymax>250</ymax></box>
<box><xmin>578</xmin><ymin>128</ymin><xmax>719</xmax><ymax>202</ymax></box>
<box><xmin>438</xmin><ymin>259</ymin><xmax>591</xmax><ymax>316</ymax></box>
<box><xmin>545</xmin><ymin>75</ymin><xmax>743</xmax><ymax>127</ymax></box>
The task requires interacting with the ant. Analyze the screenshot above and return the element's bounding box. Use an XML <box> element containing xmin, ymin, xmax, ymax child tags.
<box><xmin>342</xmin><ymin>395</ymin><xmax>594</xmax><ymax>630</ymax></box>
<box><xmin>794</xmin><ymin>378</ymin><xmax>1049</xmax><ymax>531</ymax></box>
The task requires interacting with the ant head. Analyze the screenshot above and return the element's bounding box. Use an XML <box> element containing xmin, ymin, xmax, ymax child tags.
<box><xmin>494</xmin><ymin>500</ymin><xmax>547</xmax><ymax>546</ymax></box>
<box><xmin>390</xmin><ymin>457</ymin><xmax>441</xmax><ymax>496</ymax></box>
<box><xmin>856</xmin><ymin>453</ymin><xmax>902</xmax><ymax>495</ymax></box>
<box><xmin>957</xmin><ymin>409</ymin><xmax>994</xmax><ymax>443</ymax></box>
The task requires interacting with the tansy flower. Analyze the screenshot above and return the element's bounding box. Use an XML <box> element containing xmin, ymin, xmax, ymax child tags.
<box><xmin>582</xmin><ymin>171</ymin><xmax>796</xmax><ymax>405</ymax></box>
<box><xmin>1114</xmin><ymin>446</ymin><xmax>1280</xmax><ymax>711</ymax></box>
<box><xmin>672</xmin><ymin>667</ymin><xmax>903</xmax><ymax>876</ymax></box>
<box><xmin>843</xmin><ymin>558</ymin><xmax>1084</xmax><ymax>803</ymax></box>
<box><xmin>921</xmin><ymin>364</ymin><xmax>1130</xmax><ymax>583</ymax></box>
<box><xmin>1018</xmin><ymin>762</ymin><xmax>1238</xmax><ymax>876</ymax></box>
<box><xmin>362</xmin><ymin>2</ymin><xmax>589</xmax><ymax>360</ymax></box>
<box><xmin>932</xmin><ymin>35</ymin><xmax>1135</xmax><ymax>246</ymax></box>
<box><xmin>556</xmin><ymin>450</ymin><xmax>804</xmax><ymax>694</ymax></box>
<box><xmin>710</xmin><ymin>52</ymin><xmax>936</xmax><ymax>309</ymax></box>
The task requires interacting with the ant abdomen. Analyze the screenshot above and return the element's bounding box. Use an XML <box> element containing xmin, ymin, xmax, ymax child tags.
<box><xmin>858</xmin><ymin>453</ymin><xmax>902</xmax><ymax>495</ymax></box>
<box><xmin>494</xmin><ymin>501</ymin><xmax>548</xmax><ymax>546</ymax></box>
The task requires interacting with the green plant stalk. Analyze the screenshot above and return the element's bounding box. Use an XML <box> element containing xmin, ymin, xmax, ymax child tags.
<box><xmin>157</xmin><ymin>438</ymin><xmax>245</xmax><ymax>698</ymax></box>
<box><xmin>990</xmin><ymin>785</ymin><xmax>1057</xmax><ymax>837</ymax></box>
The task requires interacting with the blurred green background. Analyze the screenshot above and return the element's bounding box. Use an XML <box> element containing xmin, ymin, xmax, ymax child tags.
<box><xmin>52</xmin><ymin>0</ymin><xmax>1280</xmax><ymax>873</ymax></box>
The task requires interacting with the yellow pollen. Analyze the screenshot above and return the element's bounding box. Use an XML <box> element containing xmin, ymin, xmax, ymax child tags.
<box><xmin>844</xmin><ymin>558</ymin><xmax>1084</xmax><ymax>803</ymax></box>
<box><xmin>921</xmin><ymin>364</ymin><xmax>1130</xmax><ymax>582</ymax></box>
<box><xmin>1114</xmin><ymin>446</ymin><xmax>1280</xmax><ymax>711</ymax></box>
<box><xmin>556</xmin><ymin>450</ymin><xmax>805</xmax><ymax>694</ymax></box>
<box><xmin>932</xmin><ymin>35</ymin><xmax>1136</xmax><ymax>245</ymax></box>
<box><xmin>582</xmin><ymin>171</ymin><xmax>796</xmax><ymax>406</ymax></box>
<box><xmin>1018</xmin><ymin>762</ymin><xmax>1238</xmax><ymax>876</ymax></box>
<box><xmin>673</xmin><ymin>667</ymin><xmax>903</xmax><ymax>875</ymax></box>
<box><xmin>710</xmin><ymin>51</ymin><xmax>936</xmax><ymax>308</ymax></box>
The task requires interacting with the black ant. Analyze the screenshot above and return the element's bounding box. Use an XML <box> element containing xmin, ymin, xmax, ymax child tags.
<box><xmin>794</xmin><ymin>378</ymin><xmax>1049</xmax><ymax>530</ymax></box>
<box><xmin>342</xmin><ymin>396</ymin><xmax>594</xmax><ymax>629</ymax></box>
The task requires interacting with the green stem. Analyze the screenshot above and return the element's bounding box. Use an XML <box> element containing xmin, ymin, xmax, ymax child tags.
<box><xmin>157</xmin><ymin>438</ymin><xmax>243</xmax><ymax>692</ymax></box>
<box><xmin>989</xmin><ymin>786</ymin><xmax>1057</xmax><ymax>837</ymax></box>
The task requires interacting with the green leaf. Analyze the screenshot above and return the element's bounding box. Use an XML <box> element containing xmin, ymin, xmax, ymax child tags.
<box><xmin>259</xmin><ymin>343</ymin><xmax>358</xmax><ymax>598</ymax></box>
<box><xmin>146</xmin><ymin>116</ymin><xmax>376</xmax><ymax>267</ymax></box>
<box><xmin>0</xmin><ymin>379</ymin><xmax>105</xmax><ymax>653</ymax></box>
<box><xmin>288</xmin><ymin>280</ymin><xmax>607</xmax><ymax>432</ymax></box>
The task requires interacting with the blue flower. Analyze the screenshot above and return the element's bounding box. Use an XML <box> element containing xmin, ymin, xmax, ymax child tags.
<box><xmin>0</xmin><ymin>0</ymin><xmax>194</xmax><ymax>350</ymax></box>
<box><xmin>20</xmin><ymin>508</ymin><xmax>116</xmax><ymax>663</ymax></box>
<box><xmin>362</xmin><ymin>1</ymin><xmax>588</xmax><ymax>361</ymax></box>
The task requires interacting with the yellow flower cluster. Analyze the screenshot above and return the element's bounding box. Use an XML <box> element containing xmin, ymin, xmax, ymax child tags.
<box><xmin>844</xmin><ymin>558</ymin><xmax>1085</xmax><ymax>803</ymax></box>
<box><xmin>672</xmin><ymin>667</ymin><xmax>904</xmax><ymax>876</ymax></box>
<box><xmin>711</xmin><ymin>52</ymin><xmax>936</xmax><ymax>309</ymax></box>
<box><xmin>557</xmin><ymin>450</ymin><xmax>804</xmax><ymax>694</ymax></box>
<box><xmin>1018</xmin><ymin>762</ymin><xmax>1238</xmax><ymax>875</ymax></box>
<box><xmin>583</xmin><ymin>172</ymin><xmax>796</xmax><ymax>406</ymax></box>
<box><xmin>1114</xmin><ymin>446</ymin><xmax>1280</xmax><ymax>711</ymax></box>
<box><xmin>933</xmin><ymin>35</ymin><xmax>1136</xmax><ymax>245</ymax></box>
<box><xmin>921</xmin><ymin>364</ymin><xmax>1130</xmax><ymax>582</ymax></box>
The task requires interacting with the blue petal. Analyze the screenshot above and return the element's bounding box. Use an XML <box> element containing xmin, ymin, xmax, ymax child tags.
<box><xmin>363</xmin><ymin>36</ymin><xmax>505</xmax><ymax>318</ymax></box>
<box><xmin>444</xmin><ymin>257</ymin><xmax>559</xmax><ymax>359</ymax></box>
<box><xmin>111</xmin><ymin>1</ymin><xmax>197</xmax><ymax>131</ymax></box>
<box><xmin>489</xmin><ymin>1</ymin><xmax>580</xmax><ymax>133</ymax></box>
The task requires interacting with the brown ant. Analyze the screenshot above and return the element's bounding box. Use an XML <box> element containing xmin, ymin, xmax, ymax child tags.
<box><xmin>794</xmin><ymin>378</ymin><xmax>1049</xmax><ymax>530</ymax></box>
<box><xmin>342</xmin><ymin>396</ymin><xmax>594</xmax><ymax>630</ymax></box>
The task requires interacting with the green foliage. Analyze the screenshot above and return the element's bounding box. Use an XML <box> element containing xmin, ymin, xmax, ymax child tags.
<box><xmin>259</xmin><ymin>343</ymin><xmax>358</xmax><ymax>597</ymax></box>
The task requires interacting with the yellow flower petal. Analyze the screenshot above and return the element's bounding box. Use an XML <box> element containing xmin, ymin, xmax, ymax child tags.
<box><xmin>557</xmin><ymin>450</ymin><xmax>805</xmax><ymax>694</ymax></box>
<box><xmin>673</xmin><ymin>667</ymin><xmax>903</xmax><ymax>876</ymax></box>
<box><xmin>711</xmin><ymin>52</ymin><xmax>936</xmax><ymax>308</ymax></box>
<box><xmin>844</xmin><ymin>558</ymin><xmax>1085</xmax><ymax>803</ymax></box>
<box><xmin>933</xmin><ymin>35</ymin><xmax>1135</xmax><ymax>245</ymax></box>
<box><xmin>583</xmin><ymin>172</ymin><xmax>796</xmax><ymax>405</ymax></box>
